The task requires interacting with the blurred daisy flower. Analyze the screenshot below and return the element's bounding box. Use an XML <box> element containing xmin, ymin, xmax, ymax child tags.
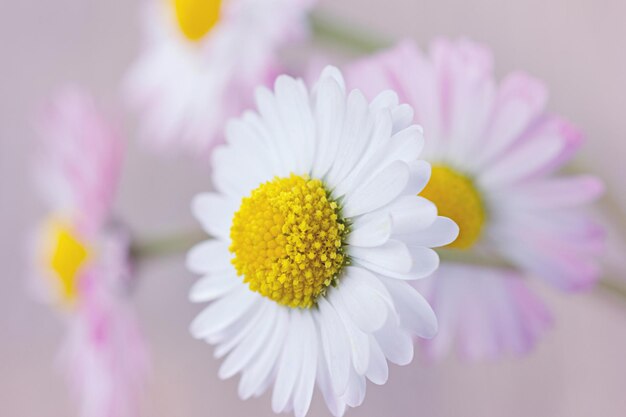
<box><xmin>344</xmin><ymin>39</ymin><xmax>605</xmax><ymax>360</ymax></box>
<box><xmin>125</xmin><ymin>0</ymin><xmax>315</xmax><ymax>155</ymax></box>
<box><xmin>32</xmin><ymin>89</ymin><xmax>148</xmax><ymax>417</ymax></box>
<box><xmin>186</xmin><ymin>66</ymin><xmax>459</xmax><ymax>416</ymax></box>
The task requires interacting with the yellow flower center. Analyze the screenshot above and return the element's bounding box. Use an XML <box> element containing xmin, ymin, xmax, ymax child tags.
<box><xmin>171</xmin><ymin>0</ymin><xmax>222</xmax><ymax>42</ymax></box>
<box><xmin>230</xmin><ymin>174</ymin><xmax>348</xmax><ymax>309</ymax></box>
<box><xmin>420</xmin><ymin>165</ymin><xmax>486</xmax><ymax>249</ymax></box>
<box><xmin>46</xmin><ymin>220</ymin><xmax>89</xmax><ymax>302</ymax></box>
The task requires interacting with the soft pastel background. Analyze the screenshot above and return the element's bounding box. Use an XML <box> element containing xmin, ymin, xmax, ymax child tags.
<box><xmin>1</xmin><ymin>0</ymin><xmax>625</xmax><ymax>416</ymax></box>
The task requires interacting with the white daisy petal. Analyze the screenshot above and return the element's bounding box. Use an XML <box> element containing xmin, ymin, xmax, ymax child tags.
<box><xmin>331</xmin><ymin>268</ymin><xmax>389</xmax><ymax>333</ymax></box>
<box><xmin>356</xmin><ymin>246</ymin><xmax>440</xmax><ymax>280</ymax></box>
<box><xmin>219</xmin><ymin>303</ymin><xmax>277</xmax><ymax>379</ymax></box>
<box><xmin>343</xmin><ymin>161</ymin><xmax>410</xmax><ymax>218</ymax></box>
<box><xmin>391</xmin><ymin>104</ymin><xmax>416</xmax><ymax>132</ymax></box>
<box><xmin>381</xmin><ymin>276</ymin><xmax>438</xmax><ymax>338</ymax></box>
<box><xmin>189</xmin><ymin>272</ymin><xmax>240</xmax><ymax>303</ymax></box>
<box><xmin>350</xmin><ymin>240</ymin><xmax>412</xmax><ymax>273</ymax></box>
<box><xmin>374</xmin><ymin>317</ymin><xmax>414</xmax><ymax>366</ymax></box>
<box><xmin>189</xmin><ymin>287</ymin><xmax>258</xmax><ymax>339</ymax></box>
<box><xmin>215</xmin><ymin>302</ymin><xmax>271</xmax><ymax>359</ymax></box>
<box><xmin>317</xmin><ymin>297</ymin><xmax>351</xmax><ymax>397</ymax></box>
<box><xmin>387</xmin><ymin>195</ymin><xmax>438</xmax><ymax>236</ymax></box>
<box><xmin>191</xmin><ymin>194</ymin><xmax>237</xmax><ymax>239</ymax></box>
<box><xmin>186</xmin><ymin>240</ymin><xmax>231</xmax><ymax>274</ymax></box>
<box><xmin>272</xmin><ymin>311</ymin><xmax>302</xmax><ymax>413</ymax></box>
<box><xmin>238</xmin><ymin>306</ymin><xmax>288</xmax><ymax>400</ymax></box>
<box><xmin>400</xmin><ymin>216</ymin><xmax>460</xmax><ymax>247</ymax></box>
<box><xmin>365</xmin><ymin>336</ymin><xmax>389</xmax><ymax>385</ymax></box>
<box><xmin>347</xmin><ymin>214</ymin><xmax>392</xmax><ymax>248</ymax></box>
<box><xmin>312</xmin><ymin>74</ymin><xmax>346</xmax><ymax>178</ymax></box>
<box><xmin>316</xmin><ymin>340</ymin><xmax>348</xmax><ymax>417</ymax></box>
<box><xmin>404</xmin><ymin>160</ymin><xmax>432</xmax><ymax>195</ymax></box>
<box><xmin>332</xmin><ymin>292</ymin><xmax>371</xmax><ymax>375</ymax></box>
<box><xmin>292</xmin><ymin>313</ymin><xmax>317</xmax><ymax>417</ymax></box>
<box><xmin>344</xmin><ymin>370</ymin><xmax>367</xmax><ymax>408</ymax></box>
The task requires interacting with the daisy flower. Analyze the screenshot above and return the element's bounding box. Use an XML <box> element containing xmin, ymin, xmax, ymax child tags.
<box><xmin>343</xmin><ymin>39</ymin><xmax>605</xmax><ymax>359</ymax></box>
<box><xmin>32</xmin><ymin>89</ymin><xmax>148</xmax><ymax>416</ymax></box>
<box><xmin>187</xmin><ymin>66</ymin><xmax>459</xmax><ymax>416</ymax></box>
<box><xmin>125</xmin><ymin>0</ymin><xmax>315</xmax><ymax>154</ymax></box>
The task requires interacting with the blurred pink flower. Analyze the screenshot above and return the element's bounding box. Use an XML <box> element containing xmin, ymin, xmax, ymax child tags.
<box><xmin>32</xmin><ymin>89</ymin><xmax>148</xmax><ymax>416</ymax></box>
<box><xmin>125</xmin><ymin>0</ymin><xmax>315</xmax><ymax>155</ymax></box>
<box><xmin>419</xmin><ymin>264</ymin><xmax>552</xmax><ymax>361</ymax></box>
<box><xmin>344</xmin><ymin>39</ymin><xmax>604</xmax><ymax>359</ymax></box>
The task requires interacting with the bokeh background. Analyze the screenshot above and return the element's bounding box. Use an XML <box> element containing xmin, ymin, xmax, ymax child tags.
<box><xmin>1</xmin><ymin>0</ymin><xmax>625</xmax><ymax>416</ymax></box>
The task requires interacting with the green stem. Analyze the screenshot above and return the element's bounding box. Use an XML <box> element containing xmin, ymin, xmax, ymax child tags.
<box><xmin>309</xmin><ymin>9</ymin><xmax>391</xmax><ymax>54</ymax></box>
<box><xmin>597</xmin><ymin>279</ymin><xmax>626</xmax><ymax>302</ymax></box>
<box><xmin>130</xmin><ymin>230</ymin><xmax>207</xmax><ymax>261</ymax></box>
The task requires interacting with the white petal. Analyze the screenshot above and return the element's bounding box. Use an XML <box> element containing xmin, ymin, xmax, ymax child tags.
<box><xmin>381</xmin><ymin>276</ymin><xmax>438</xmax><ymax>338</ymax></box>
<box><xmin>387</xmin><ymin>195</ymin><xmax>438</xmax><ymax>236</ymax></box>
<box><xmin>365</xmin><ymin>336</ymin><xmax>388</xmax><ymax>385</ymax></box>
<box><xmin>272</xmin><ymin>310</ymin><xmax>303</xmax><ymax>413</ymax></box>
<box><xmin>374</xmin><ymin>317</ymin><xmax>414</xmax><ymax>366</ymax></box>
<box><xmin>318</xmin><ymin>66</ymin><xmax>346</xmax><ymax>92</ymax></box>
<box><xmin>347</xmin><ymin>214</ymin><xmax>392</xmax><ymax>248</ymax></box>
<box><xmin>400</xmin><ymin>216</ymin><xmax>460</xmax><ymax>247</ymax></box>
<box><xmin>189</xmin><ymin>287</ymin><xmax>258</xmax><ymax>339</ymax></box>
<box><xmin>357</xmin><ymin>246</ymin><xmax>439</xmax><ymax>280</ymax></box>
<box><xmin>325</xmin><ymin>90</ymin><xmax>372</xmax><ymax>187</ymax></box>
<box><xmin>404</xmin><ymin>160</ymin><xmax>431</xmax><ymax>195</ymax></box>
<box><xmin>343</xmin><ymin>161</ymin><xmax>410</xmax><ymax>218</ymax></box>
<box><xmin>238</xmin><ymin>307</ymin><xmax>288</xmax><ymax>399</ymax></box>
<box><xmin>369</xmin><ymin>90</ymin><xmax>399</xmax><ymax>113</ymax></box>
<box><xmin>344</xmin><ymin>370</ymin><xmax>367</xmax><ymax>408</ymax></box>
<box><xmin>191</xmin><ymin>193</ymin><xmax>237</xmax><ymax>239</ymax></box>
<box><xmin>189</xmin><ymin>272</ymin><xmax>240</xmax><ymax>303</ymax></box>
<box><xmin>391</xmin><ymin>104</ymin><xmax>415</xmax><ymax>133</ymax></box>
<box><xmin>274</xmin><ymin>76</ymin><xmax>315</xmax><ymax>173</ymax></box>
<box><xmin>332</xmin><ymin>267</ymin><xmax>389</xmax><ymax>333</ymax></box>
<box><xmin>316</xmin><ymin>337</ymin><xmax>348</xmax><ymax>417</ymax></box>
<box><xmin>292</xmin><ymin>313</ymin><xmax>317</xmax><ymax>417</ymax></box>
<box><xmin>215</xmin><ymin>302</ymin><xmax>271</xmax><ymax>358</ymax></box>
<box><xmin>332</xmin><ymin>293</ymin><xmax>370</xmax><ymax>375</ymax></box>
<box><xmin>317</xmin><ymin>297</ymin><xmax>351</xmax><ymax>396</ymax></box>
<box><xmin>350</xmin><ymin>239</ymin><xmax>412</xmax><ymax>273</ymax></box>
<box><xmin>186</xmin><ymin>240</ymin><xmax>231</xmax><ymax>274</ymax></box>
<box><xmin>312</xmin><ymin>73</ymin><xmax>346</xmax><ymax>178</ymax></box>
<box><xmin>219</xmin><ymin>304</ymin><xmax>277</xmax><ymax>379</ymax></box>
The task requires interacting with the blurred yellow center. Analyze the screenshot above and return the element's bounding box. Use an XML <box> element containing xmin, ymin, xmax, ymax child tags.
<box><xmin>420</xmin><ymin>165</ymin><xmax>485</xmax><ymax>249</ymax></box>
<box><xmin>171</xmin><ymin>0</ymin><xmax>222</xmax><ymax>42</ymax></box>
<box><xmin>47</xmin><ymin>221</ymin><xmax>89</xmax><ymax>302</ymax></box>
<box><xmin>230</xmin><ymin>174</ymin><xmax>347</xmax><ymax>309</ymax></box>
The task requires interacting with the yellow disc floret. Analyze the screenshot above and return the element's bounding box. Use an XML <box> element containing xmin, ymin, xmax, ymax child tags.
<box><xmin>230</xmin><ymin>174</ymin><xmax>348</xmax><ymax>309</ymax></box>
<box><xmin>171</xmin><ymin>0</ymin><xmax>222</xmax><ymax>42</ymax></box>
<box><xmin>420</xmin><ymin>165</ymin><xmax>486</xmax><ymax>249</ymax></box>
<box><xmin>46</xmin><ymin>220</ymin><xmax>89</xmax><ymax>303</ymax></box>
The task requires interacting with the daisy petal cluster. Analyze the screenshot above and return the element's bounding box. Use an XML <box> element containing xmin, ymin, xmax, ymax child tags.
<box><xmin>186</xmin><ymin>66</ymin><xmax>459</xmax><ymax>416</ymax></box>
<box><xmin>344</xmin><ymin>38</ymin><xmax>605</xmax><ymax>359</ymax></box>
<box><xmin>125</xmin><ymin>0</ymin><xmax>315</xmax><ymax>155</ymax></box>
<box><xmin>33</xmin><ymin>89</ymin><xmax>148</xmax><ymax>417</ymax></box>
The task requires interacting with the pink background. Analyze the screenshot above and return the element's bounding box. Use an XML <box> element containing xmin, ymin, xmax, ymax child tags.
<box><xmin>1</xmin><ymin>0</ymin><xmax>625</xmax><ymax>416</ymax></box>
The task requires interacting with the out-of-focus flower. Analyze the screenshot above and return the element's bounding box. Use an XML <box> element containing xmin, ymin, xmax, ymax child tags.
<box><xmin>125</xmin><ymin>0</ymin><xmax>315</xmax><ymax>155</ymax></box>
<box><xmin>186</xmin><ymin>66</ymin><xmax>458</xmax><ymax>416</ymax></box>
<box><xmin>344</xmin><ymin>39</ymin><xmax>604</xmax><ymax>359</ymax></box>
<box><xmin>32</xmin><ymin>89</ymin><xmax>148</xmax><ymax>417</ymax></box>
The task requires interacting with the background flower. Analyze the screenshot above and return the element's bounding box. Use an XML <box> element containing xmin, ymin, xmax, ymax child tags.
<box><xmin>343</xmin><ymin>38</ymin><xmax>605</xmax><ymax>359</ymax></box>
<box><xmin>125</xmin><ymin>0</ymin><xmax>315</xmax><ymax>155</ymax></box>
<box><xmin>31</xmin><ymin>89</ymin><xmax>149</xmax><ymax>417</ymax></box>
